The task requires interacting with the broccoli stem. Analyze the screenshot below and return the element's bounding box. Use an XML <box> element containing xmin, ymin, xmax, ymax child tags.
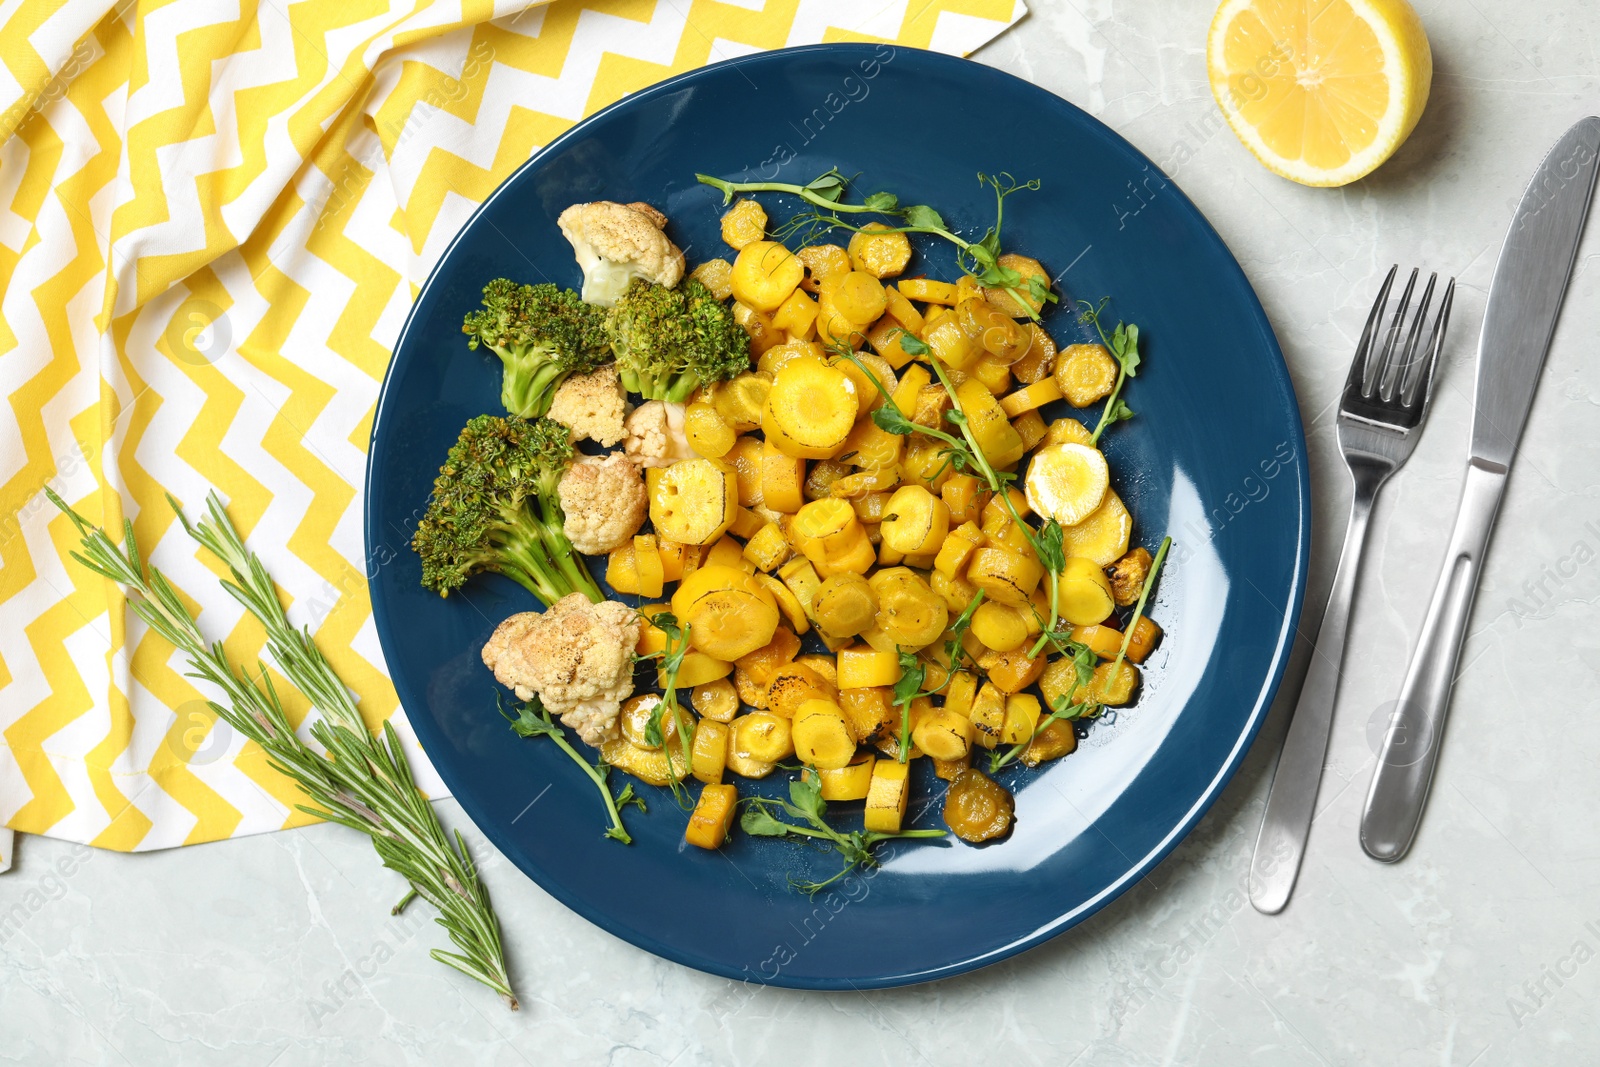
<box><xmin>616</xmin><ymin>366</ymin><xmax>699</xmax><ymax>405</ymax></box>
<box><xmin>662</xmin><ymin>373</ymin><xmax>701</xmax><ymax>405</ymax></box>
<box><xmin>491</xmin><ymin>532</ymin><xmax>570</xmax><ymax>607</ymax></box>
<box><xmin>496</xmin><ymin>350</ymin><xmax>569</xmax><ymax>419</ymax></box>
<box><xmin>535</xmin><ymin>491</ymin><xmax>604</xmax><ymax>603</ymax></box>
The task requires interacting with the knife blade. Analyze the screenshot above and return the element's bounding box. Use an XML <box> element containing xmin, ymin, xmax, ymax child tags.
<box><xmin>1360</xmin><ymin>115</ymin><xmax>1600</xmax><ymax>862</ymax></box>
<box><xmin>1471</xmin><ymin>116</ymin><xmax>1600</xmax><ymax>469</ymax></box>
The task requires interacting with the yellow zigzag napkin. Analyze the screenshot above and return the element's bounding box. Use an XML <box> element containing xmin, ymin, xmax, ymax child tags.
<box><xmin>0</xmin><ymin>0</ymin><xmax>1025</xmax><ymax>853</ymax></box>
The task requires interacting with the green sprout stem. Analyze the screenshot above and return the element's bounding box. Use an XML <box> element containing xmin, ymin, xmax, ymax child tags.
<box><xmin>923</xmin><ymin>355</ymin><xmax>1064</xmax><ymax>636</ymax></box>
<box><xmin>504</xmin><ymin>697</ymin><xmax>642</xmax><ymax>844</ymax></box>
<box><xmin>699</xmin><ymin>170</ymin><xmax>1051</xmax><ymax>321</ymax></box>
<box><xmin>696</xmin><ymin>171</ymin><xmax>883</xmax><ymax>215</ymax></box>
<box><xmin>640</xmin><ymin>612</ymin><xmax>696</xmax><ymax>809</ymax></box>
<box><xmin>741</xmin><ymin>773</ymin><xmax>946</xmax><ymax>896</ymax></box>
<box><xmin>835</xmin><ymin>343</ymin><xmax>1062</xmax><ymax>638</ymax></box>
<box><xmin>1079</xmin><ymin>301</ymin><xmax>1141</xmax><ymax>445</ymax></box>
<box><xmin>1104</xmin><ymin>536</ymin><xmax>1172</xmax><ymax>683</ymax></box>
<box><xmin>992</xmin><ymin>534</ymin><xmax>1172</xmax><ymax>772</ymax></box>
<box><xmin>892</xmin><ymin>653</ymin><xmax>923</xmax><ymax>764</ymax></box>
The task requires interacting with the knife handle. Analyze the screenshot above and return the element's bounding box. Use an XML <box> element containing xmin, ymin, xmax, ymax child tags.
<box><xmin>1360</xmin><ymin>459</ymin><xmax>1507</xmax><ymax>861</ymax></box>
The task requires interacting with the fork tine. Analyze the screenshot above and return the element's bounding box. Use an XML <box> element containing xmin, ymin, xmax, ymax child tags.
<box><xmin>1389</xmin><ymin>272</ymin><xmax>1438</xmax><ymax>402</ymax></box>
<box><xmin>1369</xmin><ymin>268</ymin><xmax>1419</xmax><ymax>399</ymax></box>
<box><xmin>1403</xmin><ymin>276</ymin><xmax>1454</xmax><ymax>410</ymax></box>
<box><xmin>1347</xmin><ymin>265</ymin><xmax>1398</xmax><ymax>394</ymax></box>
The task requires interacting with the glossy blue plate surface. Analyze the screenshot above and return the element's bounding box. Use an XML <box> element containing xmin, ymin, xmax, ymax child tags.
<box><xmin>365</xmin><ymin>44</ymin><xmax>1309</xmax><ymax>989</ymax></box>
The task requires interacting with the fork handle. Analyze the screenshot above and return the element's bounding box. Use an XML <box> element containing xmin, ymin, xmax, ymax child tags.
<box><xmin>1249</xmin><ymin>459</ymin><xmax>1386</xmax><ymax>914</ymax></box>
<box><xmin>1360</xmin><ymin>459</ymin><xmax>1507</xmax><ymax>861</ymax></box>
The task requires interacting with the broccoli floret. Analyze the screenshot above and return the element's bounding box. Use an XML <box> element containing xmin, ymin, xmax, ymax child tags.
<box><xmin>605</xmin><ymin>278</ymin><xmax>750</xmax><ymax>403</ymax></box>
<box><xmin>411</xmin><ymin>414</ymin><xmax>603</xmax><ymax>607</ymax></box>
<box><xmin>462</xmin><ymin>280</ymin><xmax>610</xmax><ymax>418</ymax></box>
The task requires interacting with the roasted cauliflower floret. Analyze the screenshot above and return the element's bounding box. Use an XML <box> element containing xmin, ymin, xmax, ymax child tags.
<box><xmin>557</xmin><ymin>453</ymin><xmax>648</xmax><ymax>554</ymax></box>
<box><xmin>548</xmin><ymin>363</ymin><xmax>628</xmax><ymax>447</ymax></box>
<box><xmin>623</xmin><ymin>399</ymin><xmax>696</xmax><ymax>469</ymax></box>
<box><xmin>481</xmin><ymin>594</ymin><xmax>642</xmax><ymax>745</ymax></box>
<box><xmin>557</xmin><ymin>200</ymin><xmax>685</xmax><ymax>308</ymax></box>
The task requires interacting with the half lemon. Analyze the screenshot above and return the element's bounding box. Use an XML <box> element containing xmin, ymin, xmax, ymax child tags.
<box><xmin>1206</xmin><ymin>0</ymin><xmax>1432</xmax><ymax>187</ymax></box>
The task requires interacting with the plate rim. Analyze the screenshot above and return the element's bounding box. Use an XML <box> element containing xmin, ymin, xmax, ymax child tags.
<box><xmin>364</xmin><ymin>42</ymin><xmax>1311</xmax><ymax>990</ymax></box>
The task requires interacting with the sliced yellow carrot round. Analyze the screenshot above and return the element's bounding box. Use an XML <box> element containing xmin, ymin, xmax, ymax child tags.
<box><xmin>792</xmin><ymin>699</ymin><xmax>856</xmax><ymax>769</ymax></box>
<box><xmin>764</xmin><ymin>358</ymin><xmax>858</xmax><ymax>458</ymax></box>
<box><xmin>731</xmin><ymin>240</ymin><xmax>805</xmax><ymax>311</ymax></box>
<box><xmin>868</xmin><ymin>567</ymin><xmax>948</xmax><ymax>650</ymax></box>
<box><xmin>1024</xmin><ymin>442</ymin><xmax>1110</xmax><ymax>525</ymax></box>
<box><xmin>1053</xmin><ymin>556</ymin><xmax>1117</xmax><ymax>627</ymax></box>
<box><xmin>1061</xmin><ymin>490</ymin><xmax>1132</xmax><ymax>566</ymax></box>
<box><xmin>683</xmin><ymin>587</ymin><xmax>780</xmax><ymax>661</ymax></box>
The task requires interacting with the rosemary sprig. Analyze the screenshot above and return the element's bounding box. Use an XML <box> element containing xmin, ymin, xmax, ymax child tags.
<box><xmin>698</xmin><ymin>170</ymin><xmax>1057</xmax><ymax>320</ymax></box>
<box><xmin>49</xmin><ymin>488</ymin><xmax>518</xmax><ymax>1009</ymax></box>
<box><xmin>502</xmin><ymin>695</ymin><xmax>643</xmax><ymax>843</ymax></box>
<box><xmin>740</xmin><ymin>772</ymin><xmax>945</xmax><ymax>895</ymax></box>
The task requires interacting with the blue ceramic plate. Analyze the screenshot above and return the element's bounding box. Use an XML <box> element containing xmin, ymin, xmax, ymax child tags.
<box><xmin>366</xmin><ymin>44</ymin><xmax>1309</xmax><ymax>989</ymax></box>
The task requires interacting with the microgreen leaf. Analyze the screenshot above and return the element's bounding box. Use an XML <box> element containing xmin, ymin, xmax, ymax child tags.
<box><xmin>903</xmin><ymin>204</ymin><xmax>946</xmax><ymax>230</ymax></box>
<box><xmin>744</xmin><ymin>774</ymin><xmax>949</xmax><ymax>896</ymax></box>
<box><xmin>1099</xmin><ymin>397</ymin><xmax>1136</xmax><ymax>430</ymax></box>
<box><xmin>806</xmin><ymin>168</ymin><xmax>848</xmax><ymax>201</ymax></box>
<box><xmin>978</xmin><ymin>262</ymin><xmax>1019</xmax><ymax>288</ymax></box>
<box><xmin>789</xmin><ymin>772</ymin><xmax>829</xmax><ymax>827</ymax></box>
<box><xmin>1073</xmin><ymin>644</ymin><xmax>1098</xmax><ymax>688</ymax></box>
<box><xmin>893</xmin><ymin>653</ymin><xmax>925</xmax><ymax>707</ymax></box>
<box><xmin>615</xmin><ymin>782</ymin><xmax>646</xmax><ymax>813</ymax></box>
<box><xmin>741</xmin><ymin>805</ymin><xmax>795</xmax><ymax>837</ymax></box>
<box><xmin>1028</xmin><ymin>273</ymin><xmax>1059</xmax><ymax>307</ymax></box>
<box><xmin>863</xmin><ymin>190</ymin><xmax>900</xmax><ymax>211</ymax></box>
<box><xmin>1110</xmin><ymin>322</ymin><xmax>1141</xmax><ymax>376</ymax></box>
<box><xmin>943</xmin><ymin>589</ymin><xmax>985</xmax><ymax>670</ymax></box>
<box><xmin>1078</xmin><ymin>299</ymin><xmax>1144</xmax><ymax>443</ymax></box>
<box><xmin>873</xmin><ymin>404</ymin><xmax>917</xmax><ymax>436</ymax></box>
<box><xmin>645</xmin><ymin>611</ymin><xmax>694</xmax><ymax>809</ymax></box>
<box><xmin>892</xmin><ymin>653</ymin><xmax>925</xmax><ymax>764</ymax></box>
<box><xmin>1036</xmin><ymin>519</ymin><xmax>1065</xmax><ymax>574</ymax></box>
<box><xmin>897</xmin><ymin>331</ymin><xmax>930</xmax><ymax>357</ymax></box>
<box><xmin>504</xmin><ymin>698</ymin><xmax>557</xmax><ymax>739</ymax></box>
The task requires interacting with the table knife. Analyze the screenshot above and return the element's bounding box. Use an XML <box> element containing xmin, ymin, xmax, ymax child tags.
<box><xmin>1360</xmin><ymin>115</ymin><xmax>1600</xmax><ymax>861</ymax></box>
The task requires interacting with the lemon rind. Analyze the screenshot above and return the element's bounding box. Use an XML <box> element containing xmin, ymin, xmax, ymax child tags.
<box><xmin>1205</xmin><ymin>0</ymin><xmax>1431</xmax><ymax>188</ymax></box>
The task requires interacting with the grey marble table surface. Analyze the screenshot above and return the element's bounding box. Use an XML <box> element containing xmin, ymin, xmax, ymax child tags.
<box><xmin>6</xmin><ymin>2</ymin><xmax>1600</xmax><ymax>1064</ymax></box>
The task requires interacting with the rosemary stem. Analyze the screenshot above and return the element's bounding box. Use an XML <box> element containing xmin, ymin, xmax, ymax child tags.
<box><xmin>50</xmin><ymin>488</ymin><xmax>519</xmax><ymax>1009</ymax></box>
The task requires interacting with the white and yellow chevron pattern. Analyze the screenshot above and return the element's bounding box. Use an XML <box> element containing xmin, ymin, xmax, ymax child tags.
<box><xmin>0</xmin><ymin>0</ymin><xmax>1025</xmax><ymax>851</ymax></box>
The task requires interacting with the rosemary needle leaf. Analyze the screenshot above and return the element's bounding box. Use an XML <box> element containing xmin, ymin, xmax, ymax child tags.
<box><xmin>49</xmin><ymin>488</ymin><xmax>519</xmax><ymax>1009</ymax></box>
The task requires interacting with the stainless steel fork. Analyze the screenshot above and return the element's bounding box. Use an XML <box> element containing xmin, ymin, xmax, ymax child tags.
<box><xmin>1248</xmin><ymin>266</ymin><xmax>1455</xmax><ymax>915</ymax></box>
